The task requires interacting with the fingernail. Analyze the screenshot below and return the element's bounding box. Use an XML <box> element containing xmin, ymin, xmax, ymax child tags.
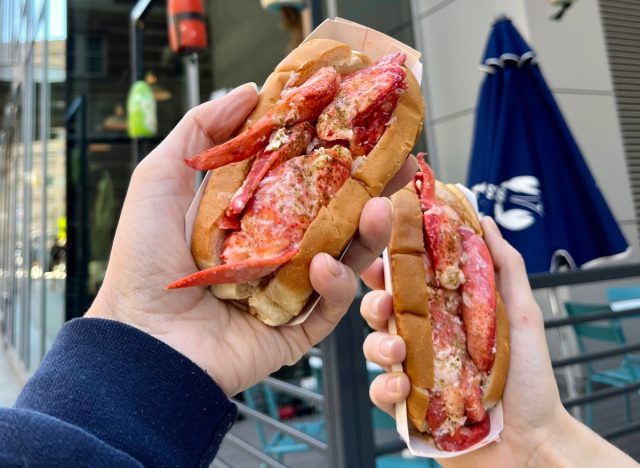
<box><xmin>230</xmin><ymin>82</ymin><xmax>257</xmax><ymax>95</ymax></box>
<box><xmin>371</xmin><ymin>293</ymin><xmax>383</xmax><ymax>320</ymax></box>
<box><xmin>383</xmin><ymin>196</ymin><xmax>393</xmax><ymax>213</ymax></box>
<box><xmin>324</xmin><ymin>253</ymin><xmax>342</xmax><ymax>277</ymax></box>
<box><xmin>385</xmin><ymin>375</ymin><xmax>400</xmax><ymax>394</ymax></box>
<box><xmin>381</xmin><ymin>336</ymin><xmax>396</xmax><ymax>358</ymax></box>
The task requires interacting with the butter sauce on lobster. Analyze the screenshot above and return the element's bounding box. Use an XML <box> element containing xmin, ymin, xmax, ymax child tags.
<box><xmin>388</xmin><ymin>154</ymin><xmax>510</xmax><ymax>452</ymax></box>
<box><xmin>167</xmin><ymin>39</ymin><xmax>424</xmax><ymax>326</ymax></box>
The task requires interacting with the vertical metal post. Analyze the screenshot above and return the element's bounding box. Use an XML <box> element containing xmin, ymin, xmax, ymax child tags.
<box><xmin>309</xmin><ymin>0</ymin><xmax>324</xmax><ymax>28</ymax></box>
<box><xmin>8</xmin><ymin>127</ymin><xmax>18</xmax><ymax>348</ymax></box>
<box><xmin>184</xmin><ymin>52</ymin><xmax>203</xmax><ymax>188</ymax></box>
<box><xmin>325</xmin><ymin>0</ymin><xmax>338</xmax><ymax>19</ymax></box>
<box><xmin>39</xmin><ymin>0</ymin><xmax>50</xmax><ymax>361</ymax></box>
<box><xmin>63</xmin><ymin>96</ymin><xmax>87</xmax><ymax>321</ymax></box>
<box><xmin>21</xmin><ymin>0</ymin><xmax>34</xmax><ymax>367</ymax></box>
<box><xmin>0</xmin><ymin>132</ymin><xmax>8</xmax><ymax>340</ymax></box>
<box><xmin>129</xmin><ymin>0</ymin><xmax>155</xmax><ymax>166</ymax></box>
<box><xmin>547</xmin><ymin>257</ymin><xmax>582</xmax><ymax>420</ymax></box>
<box><xmin>185</xmin><ymin>52</ymin><xmax>200</xmax><ymax>109</ymax></box>
<box><xmin>321</xmin><ymin>298</ymin><xmax>375</xmax><ymax>468</ymax></box>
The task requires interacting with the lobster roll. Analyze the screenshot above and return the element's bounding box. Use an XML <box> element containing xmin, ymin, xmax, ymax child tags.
<box><xmin>388</xmin><ymin>154</ymin><xmax>510</xmax><ymax>451</ymax></box>
<box><xmin>167</xmin><ymin>38</ymin><xmax>425</xmax><ymax>326</ymax></box>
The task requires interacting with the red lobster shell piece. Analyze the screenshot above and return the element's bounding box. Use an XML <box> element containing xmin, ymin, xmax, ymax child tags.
<box><xmin>415</xmin><ymin>155</ymin><xmax>464</xmax><ymax>291</ymax></box>
<box><xmin>219</xmin><ymin>122</ymin><xmax>316</xmax><ymax>229</ymax></box>
<box><xmin>167</xmin><ymin>146</ymin><xmax>352</xmax><ymax>288</ymax></box>
<box><xmin>184</xmin><ymin>67</ymin><xmax>341</xmax><ymax>171</ymax></box>
<box><xmin>316</xmin><ymin>53</ymin><xmax>407</xmax><ymax>149</ymax></box>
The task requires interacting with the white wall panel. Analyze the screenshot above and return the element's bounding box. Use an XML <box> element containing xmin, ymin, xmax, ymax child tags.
<box><xmin>523</xmin><ymin>0</ymin><xmax>614</xmax><ymax>92</ymax></box>
<box><xmin>430</xmin><ymin>111</ymin><xmax>475</xmax><ymax>184</ymax></box>
<box><xmin>554</xmin><ymin>92</ymin><xmax>633</xmax><ymax>221</ymax></box>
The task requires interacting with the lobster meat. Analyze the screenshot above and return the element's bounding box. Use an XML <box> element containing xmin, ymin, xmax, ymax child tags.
<box><xmin>414</xmin><ymin>154</ymin><xmax>497</xmax><ymax>451</ymax></box>
<box><xmin>168</xmin><ymin>53</ymin><xmax>409</xmax><ymax>291</ymax></box>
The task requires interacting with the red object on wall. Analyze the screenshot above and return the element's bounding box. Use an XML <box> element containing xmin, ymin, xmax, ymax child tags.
<box><xmin>167</xmin><ymin>0</ymin><xmax>208</xmax><ymax>54</ymax></box>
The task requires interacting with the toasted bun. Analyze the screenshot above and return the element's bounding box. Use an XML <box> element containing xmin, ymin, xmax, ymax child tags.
<box><xmin>389</xmin><ymin>181</ymin><xmax>510</xmax><ymax>438</ymax></box>
<box><xmin>192</xmin><ymin>39</ymin><xmax>424</xmax><ymax>326</ymax></box>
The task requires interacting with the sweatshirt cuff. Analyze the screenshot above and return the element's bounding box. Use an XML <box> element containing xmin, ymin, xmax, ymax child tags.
<box><xmin>15</xmin><ymin>318</ymin><xmax>237</xmax><ymax>467</ymax></box>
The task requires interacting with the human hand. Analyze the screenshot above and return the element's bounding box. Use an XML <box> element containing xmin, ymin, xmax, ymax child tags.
<box><xmin>85</xmin><ymin>83</ymin><xmax>417</xmax><ymax>397</ymax></box>
<box><xmin>360</xmin><ymin>216</ymin><xmax>568</xmax><ymax>466</ymax></box>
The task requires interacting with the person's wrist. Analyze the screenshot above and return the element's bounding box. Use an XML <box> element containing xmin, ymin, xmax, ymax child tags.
<box><xmin>86</xmin><ymin>294</ymin><xmax>229</xmax><ymax>389</ymax></box>
<box><xmin>525</xmin><ymin>407</ymin><xmax>575</xmax><ymax>468</ymax></box>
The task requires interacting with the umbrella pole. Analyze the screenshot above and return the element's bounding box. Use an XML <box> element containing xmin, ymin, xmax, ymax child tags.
<box><xmin>547</xmin><ymin>267</ymin><xmax>583</xmax><ymax>421</ymax></box>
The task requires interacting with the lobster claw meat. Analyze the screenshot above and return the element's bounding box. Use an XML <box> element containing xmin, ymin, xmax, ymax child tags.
<box><xmin>427</xmin><ymin>393</ymin><xmax>491</xmax><ymax>452</ymax></box>
<box><xmin>185</xmin><ymin>67</ymin><xmax>341</xmax><ymax>171</ymax></box>
<box><xmin>317</xmin><ymin>52</ymin><xmax>407</xmax><ymax>147</ymax></box>
<box><xmin>416</xmin><ymin>155</ymin><xmax>464</xmax><ymax>291</ymax></box>
<box><xmin>165</xmin><ymin>248</ymin><xmax>298</xmax><ymax>289</ymax></box>
<box><xmin>412</xmin><ymin>154</ymin><xmax>499</xmax><ymax>450</ymax></box>
<box><xmin>459</xmin><ymin>226</ymin><xmax>497</xmax><ymax>373</ymax></box>
<box><xmin>172</xmin><ymin>53</ymin><xmax>409</xmax><ymax>291</ymax></box>
<box><xmin>169</xmin><ymin>146</ymin><xmax>353</xmax><ymax>289</ymax></box>
<box><xmin>219</xmin><ymin>122</ymin><xmax>315</xmax><ymax>228</ymax></box>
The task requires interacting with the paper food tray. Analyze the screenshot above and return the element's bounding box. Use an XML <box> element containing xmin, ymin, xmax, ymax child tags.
<box><xmin>184</xmin><ymin>18</ymin><xmax>423</xmax><ymax>326</ymax></box>
<box><xmin>382</xmin><ymin>184</ymin><xmax>504</xmax><ymax>457</ymax></box>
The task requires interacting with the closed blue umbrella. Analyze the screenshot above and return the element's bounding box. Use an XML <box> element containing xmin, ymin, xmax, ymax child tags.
<box><xmin>467</xmin><ymin>17</ymin><xmax>629</xmax><ymax>273</ymax></box>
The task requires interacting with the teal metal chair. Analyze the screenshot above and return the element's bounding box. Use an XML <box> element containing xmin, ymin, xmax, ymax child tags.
<box><xmin>607</xmin><ymin>286</ymin><xmax>640</xmax><ymax>370</ymax></box>
<box><xmin>564</xmin><ymin>301</ymin><xmax>640</xmax><ymax>426</ymax></box>
<box><xmin>607</xmin><ymin>286</ymin><xmax>640</xmax><ymax>303</ymax></box>
<box><xmin>243</xmin><ymin>382</ymin><xmax>326</xmax><ymax>464</ymax></box>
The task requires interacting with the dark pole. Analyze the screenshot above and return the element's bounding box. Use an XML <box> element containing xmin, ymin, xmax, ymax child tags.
<box><xmin>129</xmin><ymin>0</ymin><xmax>155</xmax><ymax>167</ymax></box>
<box><xmin>63</xmin><ymin>95</ymin><xmax>87</xmax><ymax>320</ymax></box>
<box><xmin>130</xmin><ymin>0</ymin><xmax>154</xmax><ymax>83</ymax></box>
<box><xmin>309</xmin><ymin>0</ymin><xmax>324</xmax><ymax>28</ymax></box>
<box><xmin>321</xmin><ymin>298</ymin><xmax>376</xmax><ymax>468</ymax></box>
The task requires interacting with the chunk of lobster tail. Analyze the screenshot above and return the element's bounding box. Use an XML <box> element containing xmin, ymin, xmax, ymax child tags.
<box><xmin>316</xmin><ymin>53</ymin><xmax>407</xmax><ymax>146</ymax></box>
<box><xmin>415</xmin><ymin>154</ymin><xmax>464</xmax><ymax>291</ymax></box>
<box><xmin>166</xmin><ymin>146</ymin><xmax>352</xmax><ymax>289</ymax></box>
<box><xmin>220</xmin><ymin>122</ymin><xmax>315</xmax><ymax>229</ymax></box>
<box><xmin>185</xmin><ymin>67</ymin><xmax>341</xmax><ymax>171</ymax></box>
<box><xmin>459</xmin><ymin>226</ymin><xmax>497</xmax><ymax>373</ymax></box>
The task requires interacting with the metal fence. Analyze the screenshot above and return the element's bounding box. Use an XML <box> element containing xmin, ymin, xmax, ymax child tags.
<box><xmin>212</xmin><ymin>263</ymin><xmax>640</xmax><ymax>467</ymax></box>
<box><xmin>532</xmin><ymin>264</ymin><xmax>640</xmax><ymax>443</ymax></box>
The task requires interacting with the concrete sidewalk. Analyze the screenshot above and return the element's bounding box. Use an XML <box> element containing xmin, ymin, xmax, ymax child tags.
<box><xmin>0</xmin><ymin>342</ymin><xmax>22</xmax><ymax>407</ymax></box>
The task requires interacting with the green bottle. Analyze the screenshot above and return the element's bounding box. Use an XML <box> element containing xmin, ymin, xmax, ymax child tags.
<box><xmin>127</xmin><ymin>80</ymin><xmax>157</xmax><ymax>138</ymax></box>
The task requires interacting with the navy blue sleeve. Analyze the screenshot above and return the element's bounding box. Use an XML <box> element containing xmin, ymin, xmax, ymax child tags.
<box><xmin>0</xmin><ymin>318</ymin><xmax>238</xmax><ymax>467</ymax></box>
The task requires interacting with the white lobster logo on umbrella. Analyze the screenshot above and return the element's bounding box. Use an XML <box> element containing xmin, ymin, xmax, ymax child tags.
<box><xmin>471</xmin><ymin>176</ymin><xmax>544</xmax><ymax>231</ymax></box>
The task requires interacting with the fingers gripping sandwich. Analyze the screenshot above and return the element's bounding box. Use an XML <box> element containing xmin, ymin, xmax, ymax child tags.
<box><xmin>166</xmin><ymin>39</ymin><xmax>425</xmax><ymax>326</ymax></box>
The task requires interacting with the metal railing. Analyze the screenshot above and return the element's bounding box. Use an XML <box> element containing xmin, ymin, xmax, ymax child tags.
<box><xmin>534</xmin><ymin>266</ymin><xmax>640</xmax><ymax>443</ymax></box>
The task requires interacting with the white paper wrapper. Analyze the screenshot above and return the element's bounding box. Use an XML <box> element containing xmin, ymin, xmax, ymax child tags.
<box><xmin>382</xmin><ymin>184</ymin><xmax>504</xmax><ymax>458</ymax></box>
<box><xmin>184</xmin><ymin>18</ymin><xmax>423</xmax><ymax>326</ymax></box>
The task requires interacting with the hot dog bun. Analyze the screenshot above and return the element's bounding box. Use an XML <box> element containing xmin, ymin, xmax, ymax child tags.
<box><xmin>191</xmin><ymin>39</ymin><xmax>424</xmax><ymax>326</ymax></box>
<box><xmin>389</xmin><ymin>181</ymin><xmax>510</xmax><ymax>442</ymax></box>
